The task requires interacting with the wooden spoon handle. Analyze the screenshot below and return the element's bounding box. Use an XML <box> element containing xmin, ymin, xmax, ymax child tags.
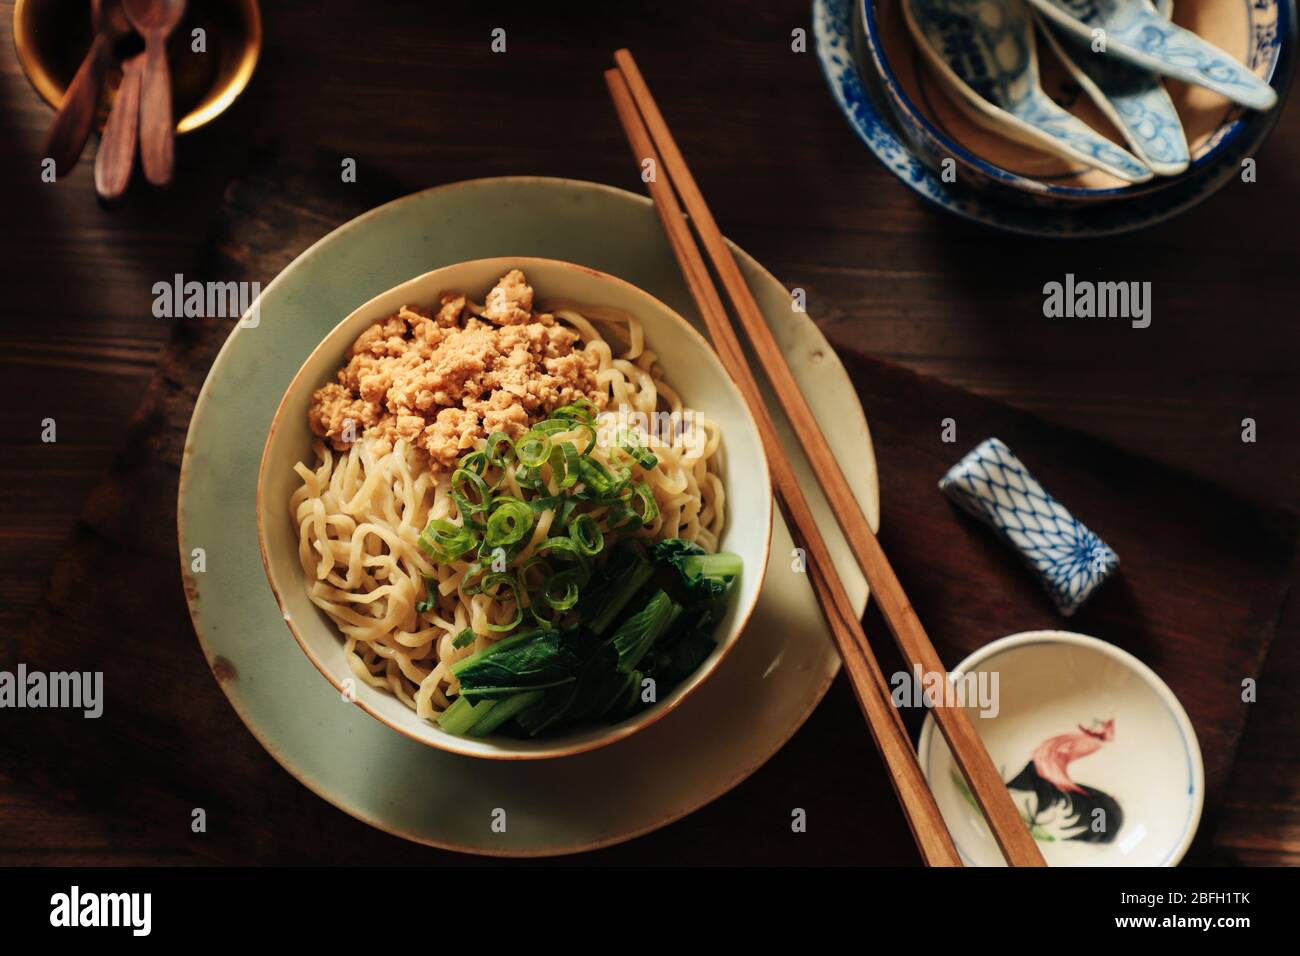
<box><xmin>42</xmin><ymin>34</ymin><xmax>109</xmax><ymax>176</ymax></box>
<box><xmin>95</xmin><ymin>54</ymin><xmax>144</xmax><ymax>201</ymax></box>
<box><xmin>138</xmin><ymin>33</ymin><xmax>174</xmax><ymax>186</ymax></box>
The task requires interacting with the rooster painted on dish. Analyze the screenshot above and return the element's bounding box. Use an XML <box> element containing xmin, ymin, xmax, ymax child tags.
<box><xmin>953</xmin><ymin>718</ymin><xmax>1123</xmax><ymax>844</ymax></box>
<box><xmin>1006</xmin><ymin>718</ymin><xmax>1123</xmax><ymax>843</ymax></box>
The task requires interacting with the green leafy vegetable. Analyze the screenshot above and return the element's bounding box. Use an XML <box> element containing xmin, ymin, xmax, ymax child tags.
<box><xmin>645</xmin><ymin>603</ymin><xmax>719</xmax><ymax>695</ymax></box>
<box><xmin>578</xmin><ymin>543</ymin><xmax>653</xmax><ymax>635</ymax></box>
<box><xmin>513</xmin><ymin>688</ymin><xmax>575</xmax><ymax>736</ymax></box>
<box><xmin>453</xmin><ymin>627</ymin><xmax>582</xmax><ymax>699</ymax></box>
<box><xmin>610</xmin><ymin>589</ymin><xmax>682</xmax><ymax>674</ymax></box>
<box><xmin>438</xmin><ymin>695</ymin><xmax>496</xmax><ymax>735</ymax></box>
<box><xmin>651</xmin><ymin>538</ymin><xmax>743</xmax><ymax>599</ymax></box>
<box><xmin>467</xmin><ymin>690</ymin><xmax>543</xmax><ymax>736</ymax></box>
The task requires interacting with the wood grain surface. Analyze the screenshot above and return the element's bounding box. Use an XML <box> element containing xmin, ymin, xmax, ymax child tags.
<box><xmin>1</xmin><ymin>0</ymin><xmax>1297</xmax><ymax>864</ymax></box>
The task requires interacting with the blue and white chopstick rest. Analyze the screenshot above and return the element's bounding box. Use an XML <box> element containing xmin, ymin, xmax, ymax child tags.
<box><xmin>940</xmin><ymin>438</ymin><xmax>1119</xmax><ymax>615</ymax></box>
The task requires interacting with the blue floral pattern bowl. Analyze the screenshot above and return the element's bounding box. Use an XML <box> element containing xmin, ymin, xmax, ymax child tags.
<box><xmin>813</xmin><ymin>0</ymin><xmax>1296</xmax><ymax>234</ymax></box>
<box><xmin>857</xmin><ymin>0</ymin><xmax>1291</xmax><ymax>205</ymax></box>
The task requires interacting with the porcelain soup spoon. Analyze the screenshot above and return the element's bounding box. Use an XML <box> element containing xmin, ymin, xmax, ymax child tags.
<box><xmin>904</xmin><ymin>0</ymin><xmax>1154</xmax><ymax>182</ymax></box>
<box><xmin>1025</xmin><ymin>0</ymin><xmax>1277</xmax><ymax>110</ymax></box>
<box><xmin>1037</xmin><ymin>0</ymin><xmax>1189</xmax><ymax>175</ymax></box>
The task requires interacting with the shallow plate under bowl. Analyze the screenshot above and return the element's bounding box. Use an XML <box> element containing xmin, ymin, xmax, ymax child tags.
<box><xmin>178</xmin><ymin>176</ymin><xmax>879</xmax><ymax>856</ymax></box>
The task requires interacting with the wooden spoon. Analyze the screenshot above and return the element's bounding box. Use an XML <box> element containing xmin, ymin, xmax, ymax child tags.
<box><xmin>95</xmin><ymin>53</ymin><xmax>145</xmax><ymax>202</ymax></box>
<box><xmin>122</xmin><ymin>0</ymin><xmax>187</xmax><ymax>186</ymax></box>
<box><xmin>42</xmin><ymin>0</ymin><xmax>130</xmax><ymax>176</ymax></box>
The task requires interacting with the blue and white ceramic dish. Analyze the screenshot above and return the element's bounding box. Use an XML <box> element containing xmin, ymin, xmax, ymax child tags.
<box><xmin>813</xmin><ymin>0</ymin><xmax>1295</xmax><ymax>234</ymax></box>
<box><xmin>853</xmin><ymin>0</ymin><xmax>1291</xmax><ymax>205</ymax></box>
<box><xmin>918</xmin><ymin>631</ymin><xmax>1204</xmax><ymax>866</ymax></box>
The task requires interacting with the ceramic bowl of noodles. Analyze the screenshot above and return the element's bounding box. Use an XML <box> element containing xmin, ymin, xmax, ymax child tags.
<box><xmin>256</xmin><ymin>257</ymin><xmax>772</xmax><ymax>760</ymax></box>
<box><xmin>918</xmin><ymin>630</ymin><xmax>1203</xmax><ymax>865</ymax></box>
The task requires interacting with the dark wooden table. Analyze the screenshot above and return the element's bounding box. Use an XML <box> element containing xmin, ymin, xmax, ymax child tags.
<box><xmin>1</xmin><ymin>0</ymin><xmax>1296</xmax><ymax>864</ymax></box>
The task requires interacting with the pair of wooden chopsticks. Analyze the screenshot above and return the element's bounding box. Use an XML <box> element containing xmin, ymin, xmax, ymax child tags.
<box><xmin>605</xmin><ymin>50</ymin><xmax>1045</xmax><ymax>867</ymax></box>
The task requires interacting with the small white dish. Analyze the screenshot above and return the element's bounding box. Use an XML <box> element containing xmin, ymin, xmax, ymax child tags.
<box><xmin>918</xmin><ymin>630</ymin><xmax>1204</xmax><ymax>866</ymax></box>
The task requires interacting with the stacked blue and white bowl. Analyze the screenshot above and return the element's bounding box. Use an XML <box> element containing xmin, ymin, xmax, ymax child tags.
<box><xmin>814</xmin><ymin>0</ymin><xmax>1295</xmax><ymax>236</ymax></box>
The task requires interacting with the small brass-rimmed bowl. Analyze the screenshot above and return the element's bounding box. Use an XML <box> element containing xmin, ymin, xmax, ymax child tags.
<box><xmin>13</xmin><ymin>0</ymin><xmax>261</xmax><ymax>135</ymax></box>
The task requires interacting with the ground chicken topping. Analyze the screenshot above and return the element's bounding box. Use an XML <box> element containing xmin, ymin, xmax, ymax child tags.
<box><xmin>308</xmin><ymin>270</ymin><xmax>605</xmax><ymax>469</ymax></box>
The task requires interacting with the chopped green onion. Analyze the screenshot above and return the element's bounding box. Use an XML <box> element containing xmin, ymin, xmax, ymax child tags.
<box><xmin>531</xmin><ymin>418</ymin><xmax>570</xmax><ymax>435</ymax></box>
<box><xmin>515</xmin><ymin>554</ymin><xmax>549</xmax><ymax>586</ymax></box>
<box><xmin>629</xmin><ymin>481</ymin><xmax>659</xmax><ymax>525</ymax></box>
<box><xmin>569</xmin><ymin>513</ymin><xmax>604</xmax><ymax>557</ymax></box>
<box><xmin>459</xmin><ymin>556</ymin><xmax>497</xmax><ymax>595</ymax></box>
<box><xmin>452</xmin><ymin>627</ymin><xmax>476</xmax><ymax>649</ymax></box>
<box><xmin>484</xmin><ymin>432</ymin><xmax>516</xmax><ymax>467</ymax></box>
<box><xmin>419</xmin><ymin>519</ymin><xmax>476</xmax><ymax>564</ymax></box>
<box><xmin>416</xmin><ymin>578</ymin><xmax>438</xmax><ymax>613</ymax></box>
<box><xmin>515</xmin><ymin>430</ymin><xmax>552</xmax><ymax>468</ymax></box>
<box><xmin>513</xmin><ymin>464</ymin><xmax>549</xmax><ymax>494</ymax></box>
<box><xmin>485</xmin><ymin>497</ymin><xmax>534</xmax><ymax>548</ymax></box>
<box><xmin>573</xmin><ymin>421</ymin><xmax>598</xmax><ymax>455</ymax></box>
<box><xmin>458</xmin><ymin>449</ymin><xmax>490</xmax><ymax>476</ymax></box>
<box><xmin>478</xmin><ymin>572</ymin><xmax>523</xmax><ymax>633</ymax></box>
<box><xmin>549</xmin><ymin>441</ymin><xmax>580</xmax><ymax>490</ymax></box>
<box><xmin>552</xmin><ymin>397</ymin><xmax>597</xmax><ymax>423</ymax></box>
<box><xmin>576</xmin><ymin>456</ymin><xmax>617</xmax><ymax>496</ymax></box>
<box><xmin>537</xmin><ymin>535</ymin><xmax>590</xmax><ymax>565</ymax></box>
<box><xmin>542</xmin><ymin>569</ymin><xmax>582</xmax><ymax>611</ymax></box>
<box><xmin>451</xmin><ymin>466</ymin><xmax>491</xmax><ymax>514</ymax></box>
<box><xmin>618</xmin><ymin>428</ymin><xmax>659</xmax><ymax>469</ymax></box>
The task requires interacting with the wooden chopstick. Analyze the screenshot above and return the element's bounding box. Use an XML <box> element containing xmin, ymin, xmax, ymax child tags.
<box><xmin>610</xmin><ymin>51</ymin><xmax>1046</xmax><ymax>867</ymax></box>
<box><xmin>605</xmin><ymin>68</ymin><xmax>962</xmax><ymax>867</ymax></box>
